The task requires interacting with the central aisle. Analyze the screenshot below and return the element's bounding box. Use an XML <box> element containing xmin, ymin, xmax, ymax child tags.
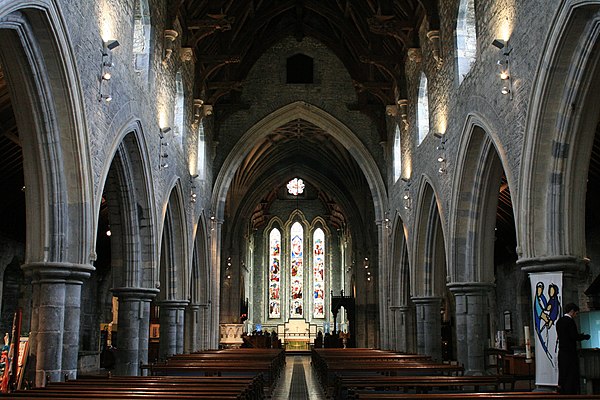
<box><xmin>271</xmin><ymin>355</ymin><xmax>326</xmax><ymax>400</ymax></box>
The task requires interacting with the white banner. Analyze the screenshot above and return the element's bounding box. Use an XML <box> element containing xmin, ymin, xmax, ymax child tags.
<box><xmin>529</xmin><ymin>271</ymin><xmax>563</xmax><ymax>386</ymax></box>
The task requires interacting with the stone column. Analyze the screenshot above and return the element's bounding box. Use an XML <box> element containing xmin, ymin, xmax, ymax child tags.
<box><xmin>398</xmin><ymin>305</ymin><xmax>416</xmax><ymax>353</ymax></box>
<box><xmin>389</xmin><ymin>306</ymin><xmax>400</xmax><ymax>351</ymax></box>
<box><xmin>62</xmin><ymin>281</ymin><xmax>84</xmax><ymax>380</ymax></box>
<box><xmin>377</xmin><ymin>221</ymin><xmax>390</xmax><ymax>349</ymax></box>
<box><xmin>184</xmin><ymin>303</ymin><xmax>200</xmax><ymax>353</ymax></box>
<box><xmin>137</xmin><ymin>297</ymin><xmax>151</xmax><ymax>371</ymax></box>
<box><xmin>197</xmin><ymin>303</ymin><xmax>210</xmax><ymax>350</ymax></box>
<box><xmin>21</xmin><ymin>261</ymin><xmax>94</xmax><ymax>387</ymax></box>
<box><xmin>518</xmin><ymin>256</ymin><xmax>585</xmax><ymax>391</ymax></box>
<box><xmin>209</xmin><ymin>217</ymin><xmax>223</xmax><ymax>348</ymax></box>
<box><xmin>449</xmin><ymin>283</ymin><xmax>493</xmax><ymax>375</ymax></box>
<box><xmin>412</xmin><ymin>297</ymin><xmax>442</xmax><ymax>361</ymax></box>
<box><xmin>112</xmin><ymin>287</ymin><xmax>158</xmax><ymax>376</ymax></box>
<box><xmin>159</xmin><ymin>300</ymin><xmax>188</xmax><ymax>359</ymax></box>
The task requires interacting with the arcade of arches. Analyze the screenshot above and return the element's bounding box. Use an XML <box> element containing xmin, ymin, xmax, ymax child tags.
<box><xmin>0</xmin><ymin>0</ymin><xmax>599</xmax><ymax>389</ymax></box>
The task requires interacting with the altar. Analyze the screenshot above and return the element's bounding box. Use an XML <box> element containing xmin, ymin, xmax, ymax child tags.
<box><xmin>278</xmin><ymin>319</ymin><xmax>316</xmax><ymax>350</ymax></box>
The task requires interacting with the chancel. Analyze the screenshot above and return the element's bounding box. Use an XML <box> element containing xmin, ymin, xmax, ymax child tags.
<box><xmin>0</xmin><ymin>0</ymin><xmax>600</xmax><ymax>399</ymax></box>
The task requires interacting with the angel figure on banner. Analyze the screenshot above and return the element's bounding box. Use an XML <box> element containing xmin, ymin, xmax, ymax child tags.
<box><xmin>533</xmin><ymin>281</ymin><xmax>561</xmax><ymax>366</ymax></box>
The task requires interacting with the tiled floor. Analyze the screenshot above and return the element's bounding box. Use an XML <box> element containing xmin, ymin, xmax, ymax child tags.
<box><xmin>271</xmin><ymin>355</ymin><xmax>326</xmax><ymax>400</ymax></box>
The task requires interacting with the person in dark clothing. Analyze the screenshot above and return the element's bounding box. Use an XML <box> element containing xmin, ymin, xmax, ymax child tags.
<box><xmin>556</xmin><ymin>303</ymin><xmax>590</xmax><ymax>394</ymax></box>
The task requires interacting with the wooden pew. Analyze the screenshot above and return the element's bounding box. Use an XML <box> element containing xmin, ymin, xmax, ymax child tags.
<box><xmin>141</xmin><ymin>348</ymin><xmax>284</xmax><ymax>394</ymax></box>
<box><xmin>4</xmin><ymin>373</ymin><xmax>263</xmax><ymax>399</ymax></box>
<box><xmin>334</xmin><ymin>374</ymin><xmax>502</xmax><ymax>399</ymax></box>
<box><xmin>311</xmin><ymin>348</ymin><xmax>464</xmax><ymax>395</ymax></box>
<box><xmin>353</xmin><ymin>392</ymin><xmax>600</xmax><ymax>399</ymax></box>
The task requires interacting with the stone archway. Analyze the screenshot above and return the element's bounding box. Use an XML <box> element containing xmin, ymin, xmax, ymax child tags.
<box><xmin>411</xmin><ymin>180</ymin><xmax>446</xmax><ymax>362</ymax></box>
<box><xmin>100</xmin><ymin>129</ymin><xmax>158</xmax><ymax>375</ymax></box>
<box><xmin>211</xmin><ymin>101</ymin><xmax>388</xmax><ymax>348</ymax></box>
<box><xmin>0</xmin><ymin>1</ymin><xmax>94</xmax><ymax>385</ymax></box>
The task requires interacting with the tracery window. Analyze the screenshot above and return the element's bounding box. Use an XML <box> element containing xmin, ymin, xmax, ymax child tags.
<box><xmin>268</xmin><ymin>229</ymin><xmax>281</xmax><ymax>318</ymax></box>
<box><xmin>132</xmin><ymin>0</ymin><xmax>151</xmax><ymax>80</ymax></box>
<box><xmin>174</xmin><ymin>71</ymin><xmax>184</xmax><ymax>143</ymax></box>
<box><xmin>417</xmin><ymin>73</ymin><xmax>430</xmax><ymax>145</ymax></box>
<box><xmin>287</xmin><ymin>178</ymin><xmax>305</xmax><ymax>195</ymax></box>
<box><xmin>456</xmin><ymin>0</ymin><xmax>477</xmax><ymax>84</ymax></box>
<box><xmin>313</xmin><ymin>228</ymin><xmax>325</xmax><ymax>318</ymax></box>
<box><xmin>393</xmin><ymin>125</ymin><xmax>402</xmax><ymax>182</ymax></box>
<box><xmin>290</xmin><ymin>222</ymin><xmax>304</xmax><ymax>317</ymax></box>
<box><xmin>197</xmin><ymin>120</ymin><xmax>206</xmax><ymax>179</ymax></box>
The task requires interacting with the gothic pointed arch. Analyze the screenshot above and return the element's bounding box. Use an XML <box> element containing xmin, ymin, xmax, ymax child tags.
<box><xmin>0</xmin><ymin>2</ymin><xmax>96</xmax><ymax>383</ymax></box>
<box><xmin>98</xmin><ymin>124</ymin><xmax>158</xmax><ymax>375</ymax></box>
<box><xmin>449</xmin><ymin>116</ymin><xmax>512</xmax><ymax>284</ymax></box>
<box><xmin>159</xmin><ymin>181</ymin><xmax>189</xmax><ymax>301</ymax></box>
<box><xmin>412</xmin><ymin>180</ymin><xmax>446</xmax><ymax>298</ymax></box>
<box><xmin>188</xmin><ymin>212</ymin><xmax>212</xmax><ymax>351</ymax></box>
<box><xmin>101</xmin><ymin>126</ymin><xmax>157</xmax><ymax>290</ymax></box>
<box><xmin>519</xmin><ymin>0</ymin><xmax>600</xmax><ymax>278</ymax></box>
<box><xmin>0</xmin><ymin>2</ymin><xmax>94</xmax><ymax>266</ymax></box>
<box><xmin>388</xmin><ymin>214</ymin><xmax>415</xmax><ymax>353</ymax></box>
<box><xmin>212</xmin><ymin>101</ymin><xmax>387</xmax><ymax>222</ymax></box>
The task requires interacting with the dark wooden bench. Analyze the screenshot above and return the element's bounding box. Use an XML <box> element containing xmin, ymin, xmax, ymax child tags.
<box><xmin>333</xmin><ymin>374</ymin><xmax>503</xmax><ymax>399</ymax></box>
<box><xmin>353</xmin><ymin>391</ymin><xmax>600</xmax><ymax>399</ymax></box>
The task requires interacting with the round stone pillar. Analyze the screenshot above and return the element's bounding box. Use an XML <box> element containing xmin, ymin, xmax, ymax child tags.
<box><xmin>412</xmin><ymin>297</ymin><xmax>442</xmax><ymax>361</ymax></box>
<box><xmin>197</xmin><ymin>303</ymin><xmax>210</xmax><ymax>350</ymax></box>
<box><xmin>158</xmin><ymin>300</ymin><xmax>188</xmax><ymax>359</ymax></box>
<box><xmin>518</xmin><ymin>255</ymin><xmax>586</xmax><ymax>391</ymax></box>
<box><xmin>22</xmin><ymin>261</ymin><xmax>94</xmax><ymax>386</ymax></box>
<box><xmin>184</xmin><ymin>303</ymin><xmax>200</xmax><ymax>354</ymax></box>
<box><xmin>448</xmin><ymin>283</ymin><xmax>493</xmax><ymax>375</ymax></box>
<box><xmin>397</xmin><ymin>305</ymin><xmax>416</xmax><ymax>353</ymax></box>
<box><xmin>112</xmin><ymin>287</ymin><xmax>158</xmax><ymax>376</ymax></box>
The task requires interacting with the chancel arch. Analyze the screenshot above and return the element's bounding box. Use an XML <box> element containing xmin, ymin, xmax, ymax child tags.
<box><xmin>213</xmin><ymin>102</ymin><xmax>386</xmax><ymax>348</ymax></box>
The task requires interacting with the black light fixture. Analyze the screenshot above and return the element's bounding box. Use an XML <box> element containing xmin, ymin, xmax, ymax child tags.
<box><xmin>159</xmin><ymin>127</ymin><xmax>170</xmax><ymax>169</ymax></box>
<box><xmin>99</xmin><ymin>39</ymin><xmax>119</xmax><ymax>102</ymax></box>
<box><xmin>437</xmin><ymin>136</ymin><xmax>447</xmax><ymax>174</ymax></box>
<box><xmin>492</xmin><ymin>39</ymin><xmax>513</xmax><ymax>98</ymax></box>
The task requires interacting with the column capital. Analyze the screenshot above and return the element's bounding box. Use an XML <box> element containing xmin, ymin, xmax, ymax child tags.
<box><xmin>21</xmin><ymin>261</ymin><xmax>94</xmax><ymax>283</ymax></box>
<box><xmin>517</xmin><ymin>254</ymin><xmax>586</xmax><ymax>274</ymax></box>
<box><xmin>111</xmin><ymin>287</ymin><xmax>159</xmax><ymax>300</ymax></box>
<box><xmin>411</xmin><ymin>296</ymin><xmax>443</xmax><ymax>305</ymax></box>
<box><xmin>158</xmin><ymin>299</ymin><xmax>190</xmax><ymax>309</ymax></box>
<box><xmin>447</xmin><ymin>281</ymin><xmax>495</xmax><ymax>295</ymax></box>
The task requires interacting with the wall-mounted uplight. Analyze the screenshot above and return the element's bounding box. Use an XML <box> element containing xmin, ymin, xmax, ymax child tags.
<box><xmin>99</xmin><ymin>39</ymin><xmax>120</xmax><ymax>103</ymax></box>
<box><xmin>190</xmin><ymin>174</ymin><xmax>198</xmax><ymax>203</ymax></box>
<box><xmin>159</xmin><ymin>127</ymin><xmax>171</xmax><ymax>169</ymax></box>
<box><xmin>436</xmin><ymin>136</ymin><xmax>447</xmax><ymax>174</ymax></box>
<box><xmin>402</xmin><ymin>178</ymin><xmax>412</xmax><ymax>210</ymax></box>
<box><xmin>492</xmin><ymin>39</ymin><xmax>513</xmax><ymax>99</ymax></box>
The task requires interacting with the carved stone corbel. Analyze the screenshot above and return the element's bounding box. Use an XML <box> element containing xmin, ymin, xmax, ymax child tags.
<box><xmin>162</xmin><ymin>29</ymin><xmax>179</xmax><ymax>65</ymax></box>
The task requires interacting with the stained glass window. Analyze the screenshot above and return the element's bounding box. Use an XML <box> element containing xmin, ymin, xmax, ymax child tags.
<box><xmin>287</xmin><ymin>178</ymin><xmax>305</xmax><ymax>196</ymax></box>
<box><xmin>290</xmin><ymin>222</ymin><xmax>303</xmax><ymax>317</ymax></box>
<box><xmin>268</xmin><ymin>229</ymin><xmax>281</xmax><ymax>318</ymax></box>
<box><xmin>313</xmin><ymin>228</ymin><xmax>325</xmax><ymax>318</ymax></box>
